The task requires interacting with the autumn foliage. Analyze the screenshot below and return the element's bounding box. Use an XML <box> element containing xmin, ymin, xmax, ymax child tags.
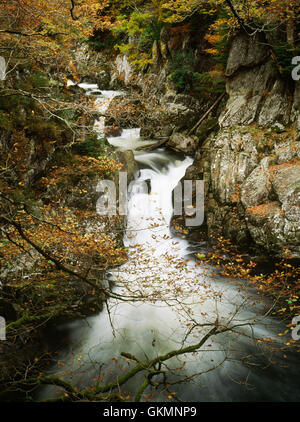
<box><xmin>1</xmin><ymin>0</ymin><xmax>300</xmax><ymax>402</ymax></box>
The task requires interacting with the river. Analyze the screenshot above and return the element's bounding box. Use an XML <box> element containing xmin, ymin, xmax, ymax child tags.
<box><xmin>37</xmin><ymin>84</ymin><xmax>300</xmax><ymax>402</ymax></box>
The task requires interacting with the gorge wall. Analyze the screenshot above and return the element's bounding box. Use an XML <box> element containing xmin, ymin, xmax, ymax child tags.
<box><xmin>103</xmin><ymin>28</ymin><xmax>300</xmax><ymax>260</ymax></box>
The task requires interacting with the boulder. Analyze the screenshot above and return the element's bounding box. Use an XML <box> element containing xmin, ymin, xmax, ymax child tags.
<box><xmin>104</xmin><ymin>126</ymin><xmax>123</xmax><ymax>137</ymax></box>
<box><xmin>225</xmin><ymin>32</ymin><xmax>270</xmax><ymax>78</ymax></box>
<box><xmin>167</xmin><ymin>132</ymin><xmax>199</xmax><ymax>155</ymax></box>
<box><xmin>140</xmin><ymin>93</ymin><xmax>201</xmax><ymax>139</ymax></box>
<box><xmin>89</xmin><ymin>90</ymin><xmax>102</xmax><ymax>96</ymax></box>
<box><xmin>113</xmin><ymin>55</ymin><xmax>134</xmax><ymax>85</ymax></box>
<box><xmin>240</xmin><ymin>157</ymin><xmax>273</xmax><ymax>209</ymax></box>
<box><xmin>242</xmin><ymin>160</ymin><xmax>300</xmax><ymax>258</ymax></box>
<box><xmin>220</xmin><ymin>33</ymin><xmax>292</xmax><ymax>129</ymax></box>
<box><xmin>115</xmin><ymin>150</ymin><xmax>139</xmax><ymax>184</ymax></box>
<box><xmin>275</xmin><ymin>140</ymin><xmax>300</xmax><ymax>164</ymax></box>
<box><xmin>210</xmin><ymin>129</ymin><xmax>259</xmax><ymax>204</ymax></box>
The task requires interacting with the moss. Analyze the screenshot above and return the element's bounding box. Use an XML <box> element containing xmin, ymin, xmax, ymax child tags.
<box><xmin>29</xmin><ymin>71</ymin><xmax>50</xmax><ymax>89</ymax></box>
<box><xmin>0</xmin><ymin>111</ymin><xmax>13</xmax><ymax>131</ymax></box>
<box><xmin>72</xmin><ymin>133</ymin><xmax>109</xmax><ymax>158</ymax></box>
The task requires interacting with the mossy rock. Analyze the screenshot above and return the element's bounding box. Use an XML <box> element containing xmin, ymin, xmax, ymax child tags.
<box><xmin>195</xmin><ymin>117</ymin><xmax>219</xmax><ymax>142</ymax></box>
<box><xmin>73</xmin><ymin>134</ymin><xmax>109</xmax><ymax>158</ymax></box>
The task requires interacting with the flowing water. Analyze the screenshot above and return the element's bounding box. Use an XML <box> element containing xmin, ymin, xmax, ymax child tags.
<box><xmin>37</xmin><ymin>84</ymin><xmax>300</xmax><ymax>402</ymax></box>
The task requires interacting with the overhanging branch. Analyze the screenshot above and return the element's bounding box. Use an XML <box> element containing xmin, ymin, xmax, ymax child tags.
<box><xmin>70</xmin><ymin>0</ymin><xmax>78</xmax><ymax>21</ymax></box>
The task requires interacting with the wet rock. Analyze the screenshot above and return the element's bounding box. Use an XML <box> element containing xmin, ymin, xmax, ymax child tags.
<box><xmin>167</xmin><ymin>132</ymin><xmax>199</xmax><ymax>155</ymax></box>
<box><xmin>89</xmin><ymin>90</ymin><xmax>102</xmax><ymax>96</ymax></box>
<box><xmin>104</xmin><ymin>126</ymin><xmax>123</xmax><ymax>137</ymax></box>
<box><xmin>67</xmin><ymin>83</ymin><xmax>87</xmax><ymax>97</ymax></box>
<box><xmin>115</xmin><ymin>150</ymin><xmax>139</xmax><ymax>184</ymax></box>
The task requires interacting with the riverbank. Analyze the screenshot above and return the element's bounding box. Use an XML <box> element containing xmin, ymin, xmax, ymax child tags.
<box><xmin>34</xmin><ymin>128</ymin><xmax>300</xmax><ymax>403</ymax></box>
<box><xmin>1</xmin><ymin>0</ymin><xmax>300</xmax><ymax>401</ymax></box>
<box><xmin>0</xmin><ymin>78</ymin><xmax>134</xmax><ymax>400</ymax></box>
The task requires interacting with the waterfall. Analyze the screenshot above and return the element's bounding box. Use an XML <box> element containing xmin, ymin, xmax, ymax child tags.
<box><xmin>37</xmin><ymin>84</ymin><xmax>300</xmax><ymax>402</ymax></box>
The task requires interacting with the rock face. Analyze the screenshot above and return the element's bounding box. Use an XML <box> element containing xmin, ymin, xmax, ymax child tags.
<box><xmin>175</xmin><ymin>30</ymin><xmax>300</xmax><ymax>258</ymax></box>
<box><xmin>209</xmin><ymin>130</ymin><xmax>259</xmax><ymax>204</ymax></box>
<box><xmin>109</xmin><ymin>31</ymin><xmax>300</xmax><ymax>258</ymax></box>
<box><xmin>225</xmin><ymin>33</ymin><xmax>270</xmax><ymax>77</ymax></box>
<box><xmin>183</xmin><ymin>127</ymin><xmax>300</xmax><ymax>258</ymax></box>
<box><xmin>219</xmin><ymin>33</ymin><xmax>292</xmax><ymax>129</ymax></box>
<box><xmin>242</xmin><ymin>161</ymin><xmax>300</xmax><ymax>257</ymax></box>
<box><xmin>188</xmin><ymin>129</ymin><xmax>259</xmax><ymax>247</ymax></box>
<box><xmin>140</xmin><ymin>93</ymin><xmax>201</xmax><ymax>139</ymax></box>
<box><xmin>113</xmin><ymin>55</ymin><xmax>134</xmax><ymax>86</ymax></box>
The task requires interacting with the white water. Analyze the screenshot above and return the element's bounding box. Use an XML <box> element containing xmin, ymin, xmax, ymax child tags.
<box><xmin>83</xmin><ymin>86</ymin><xmax>124</xmax><ymax>135</ymax></box>
<box><xmin>108</xmin><ymin>128</ymin><xmax>155</xmax><ymax>151</ymax></box>
<box><xmin>37</xmin><ymin>85</ymin><xmax>300</xmax><ymax>402</ymax></box>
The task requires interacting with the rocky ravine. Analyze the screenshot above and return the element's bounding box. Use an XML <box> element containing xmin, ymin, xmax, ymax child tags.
<box><xmin>180</xmin><ymin>33</ymin><xmax>300</xmax><ymax>259</ymax></box>
<box><xmin>108</xmin><ymin>30</ymin><xmax>300</xmax><ymax>259</ymax></box>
